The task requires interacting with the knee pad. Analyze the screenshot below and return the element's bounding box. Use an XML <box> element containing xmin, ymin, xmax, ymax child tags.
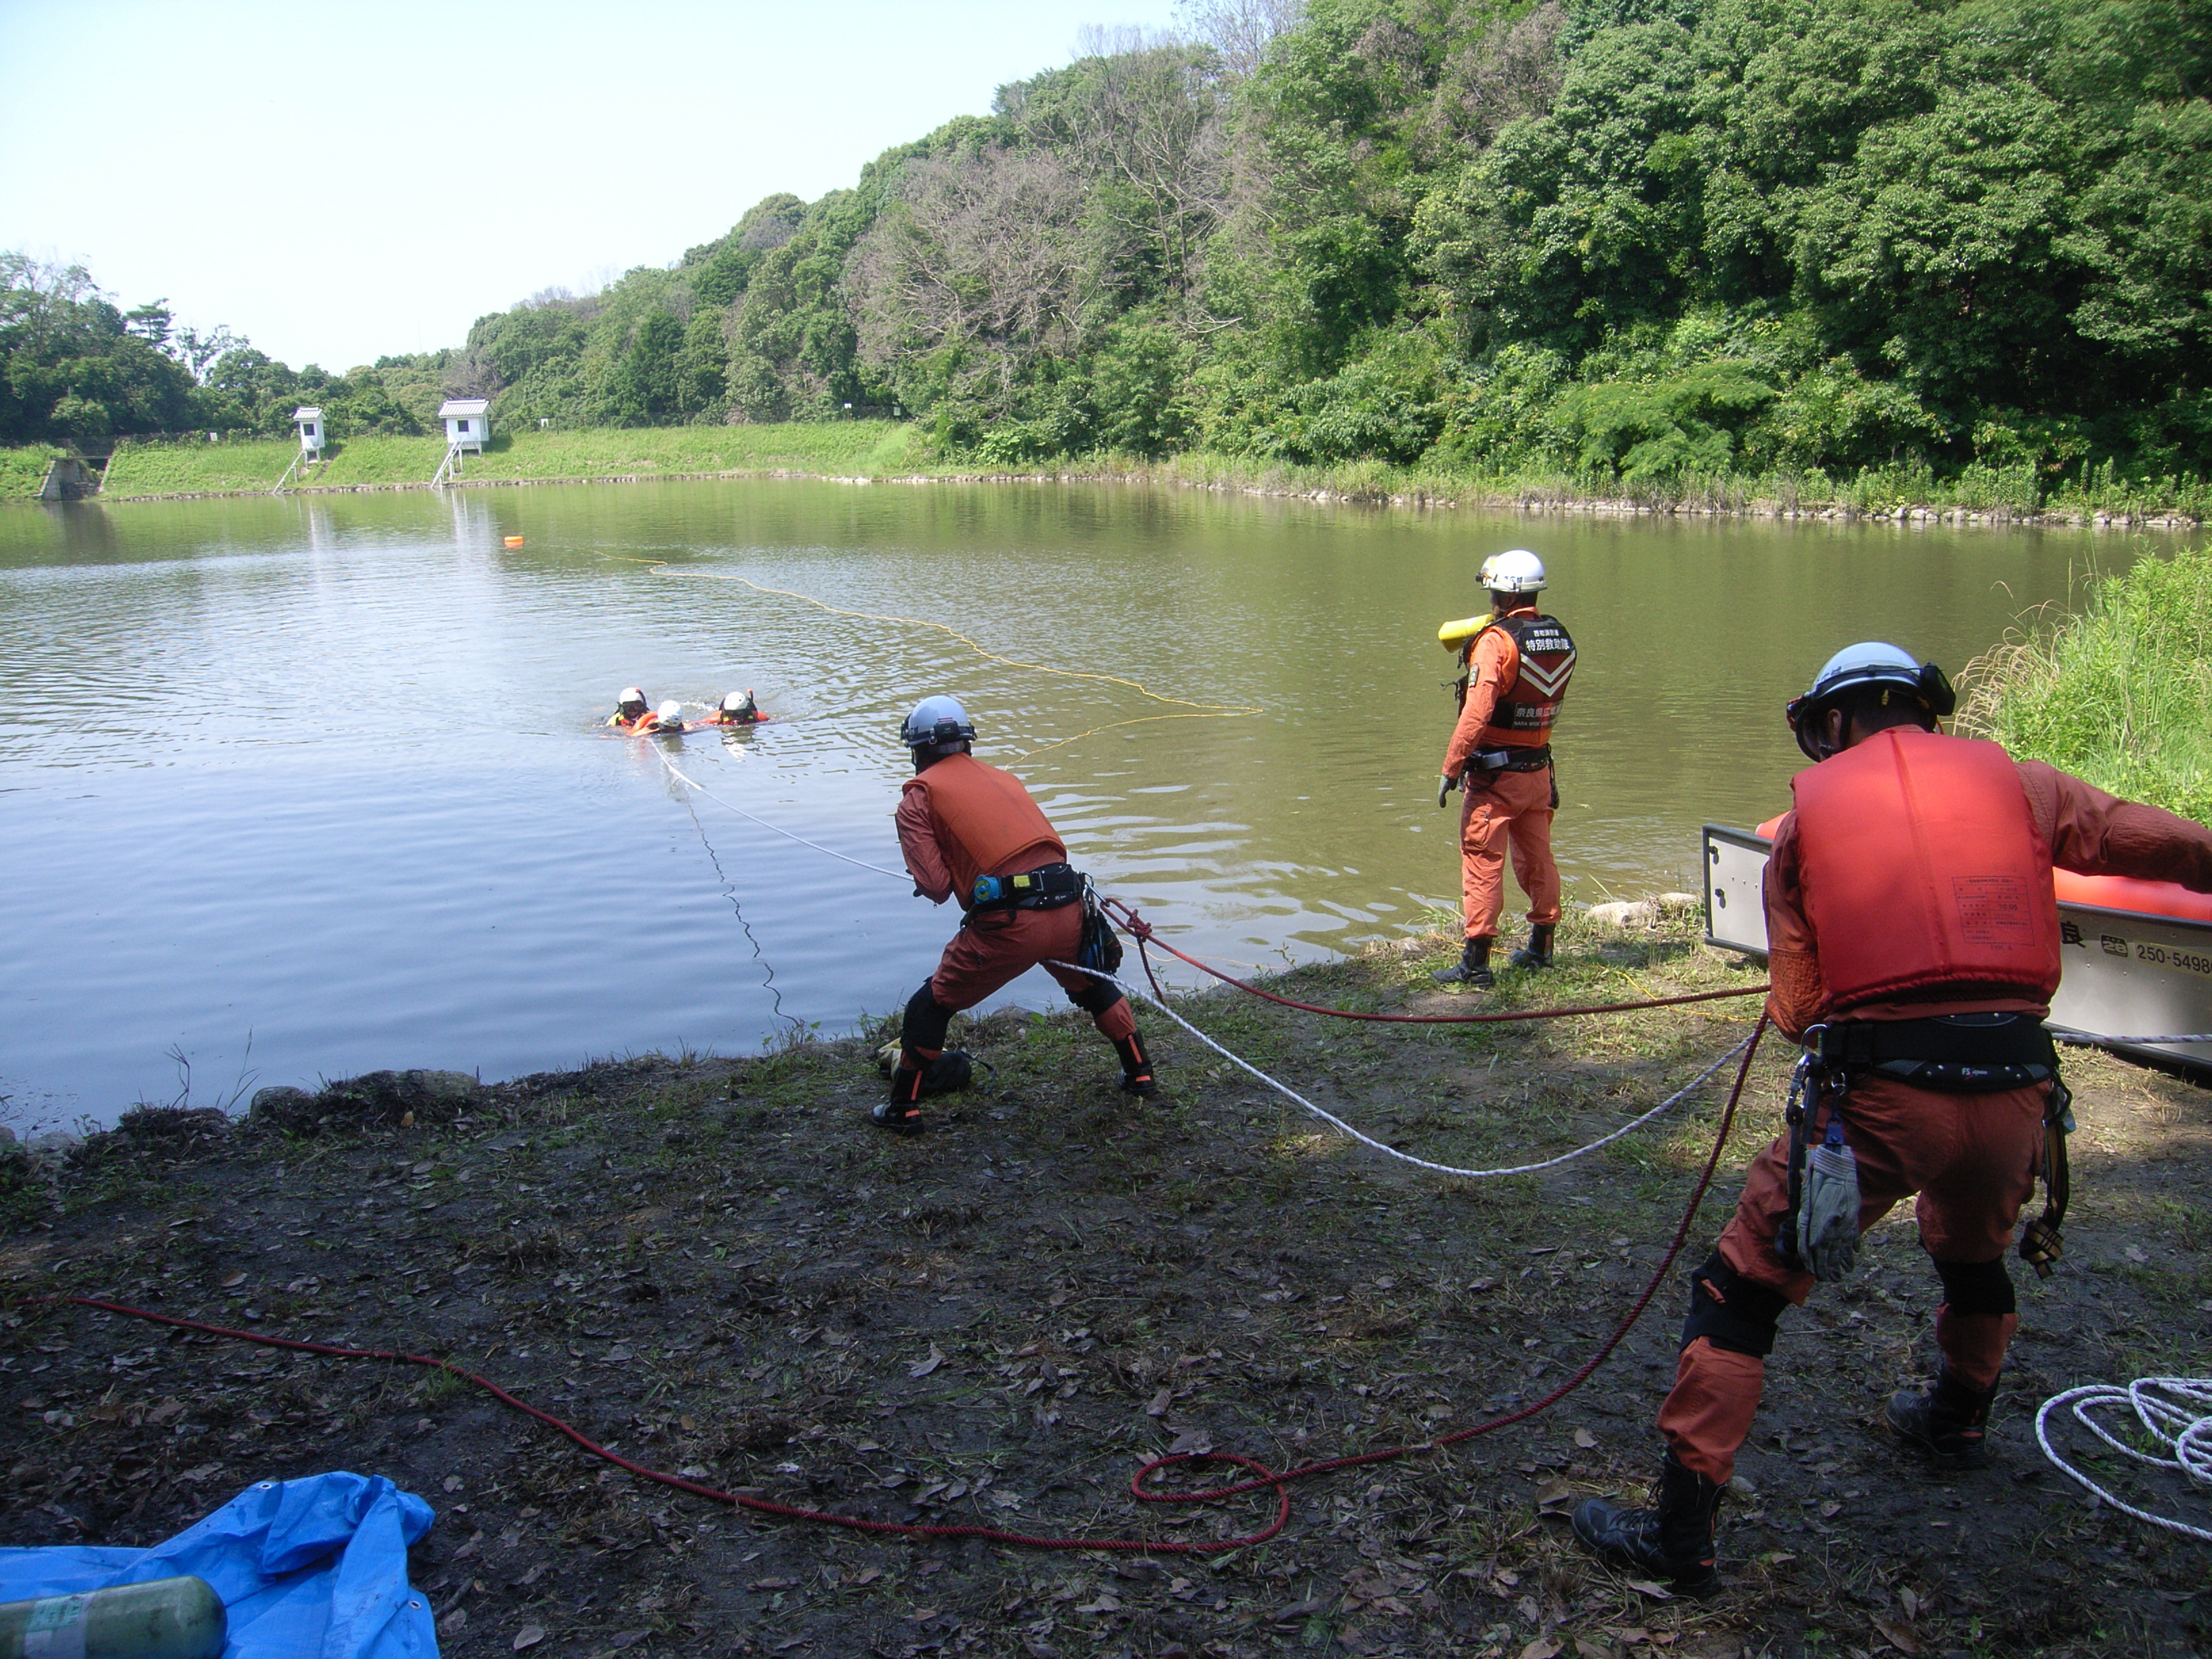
<box><xmin>1681</xmin><ymin>1252</ymin><xmax>1788</xmax><ymax>1357</ymax></box>
<box><xmin>901</xmin><ymin>982</ymin><xmax>955</xmax><ymax>1054</ymax></box>
<box><xmin>1935</xmin><ymin>1256</ymin><xmax>2015</xmax><ymax>1318</ymax></box>
<box><xmin>1065</xmin><ymin>979</ymin><xmax>1122</xmax><ymax>1018</ymax></box>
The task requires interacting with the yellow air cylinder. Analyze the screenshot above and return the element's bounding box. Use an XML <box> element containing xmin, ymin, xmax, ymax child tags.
<box><xmin>1437</xmin><ymin>615</ymin><xmax>1492</xmax><ymax>653</ymax></box>
<box><xmin>0</xmin><ymin>1577</ymin><xmax>226</xmax><ymax>1659</ymax></box>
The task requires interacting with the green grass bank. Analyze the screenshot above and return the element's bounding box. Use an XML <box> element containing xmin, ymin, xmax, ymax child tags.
<box><xmin>1960</xmin><ymin>541</ymin><xmax>2212</xmax><ymax>823</ymax></box>
<box><xmin>87</xmin><ymin>422</ymin><xmax>916</xmax><ymax>497</ymax></box>
<box><xmin>1</xmin><ymin>424</ymin><xmax>2203</xmax><ymax>525</ymax></box>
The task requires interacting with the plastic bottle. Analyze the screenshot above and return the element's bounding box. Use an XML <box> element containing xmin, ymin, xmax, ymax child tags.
<box><xmin>0</xmin><ymin>1575</ymin><xmax>226</xmax><ymax>1659</ymax></box>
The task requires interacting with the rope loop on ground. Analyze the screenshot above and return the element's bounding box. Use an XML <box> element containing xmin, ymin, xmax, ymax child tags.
<box><xmin>2036</xmin><ymin>1377</ymin><xmax>2212</xmax><ymax>1542</ymax></box>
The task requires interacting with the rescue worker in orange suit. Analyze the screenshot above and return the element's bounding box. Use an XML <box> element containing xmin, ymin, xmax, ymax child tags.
<box><xmin>878</xmin><ymin>695</ymin><xmax>1158</xmax><ymax>1133</ymax></box>
<box><xmin>705</xmin><ymin>689</ymin><xmax>766</xmax><ymax>726</ymax></box>
<box><xmin>1572</xmin><ymin>642</ymin><xmax>2212</xmax><ymax>1597</ymax></box>
<box><xmin>608</xmin><ymin>691</ymin><xmax>684</xmax><ymax>735</ymax></box>
<box><xmin>1433</xmin><ymin>549</ymin><xmax>1576</xmax><ymax>988</ymax></box>
<box><xmin>606</xmin><ymin>688</ymin><xmax>654</xmax><ymax>731</ymax></box>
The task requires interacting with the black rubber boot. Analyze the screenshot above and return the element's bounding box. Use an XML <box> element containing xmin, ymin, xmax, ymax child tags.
<box><xmin>873</xmin><ymin>1051</ymin><xmax>974</xmax><ymax>1133</ymax></box>
<box><xmin>1431</xmin><ymin>937</ymin><xmax>1495</xmax><ymax>988</ymax></box>
<box><xmin>1887</xmin><ymin>1368</ymin><xmax>1997</xmax><ymax>1469</ymax></box>
<box><xmin>1509</xmin><ymin>923</ymin><xmax>1556</xmax><ymax>970</ymax></box>
<box><xmin>1113</xmin><ymin>1033</ymin><xmax>1158</xmax><ymax>1097</ymax></box>
<box><xmin>1570</xmin><ymin>1452</ymin><xmax>1725</xmax><ymax>1599</ymax></box>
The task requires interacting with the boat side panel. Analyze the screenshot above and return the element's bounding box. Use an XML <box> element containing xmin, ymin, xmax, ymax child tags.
<box><xmin>1702</xmin><ymin>825</ymin><xmax>1772</xmax><ymax>959</ymax></box>
<box><xmin>2051</xmin><ymin>903</ymin><xmax>2212</xmax><ymax>1071</ymax></box>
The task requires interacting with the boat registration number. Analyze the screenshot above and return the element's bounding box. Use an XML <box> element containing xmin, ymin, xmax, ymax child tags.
<box><xmin>2135</xmin><ymin>941</ymin><xmax>2212</xmax><ymax>978</ymax></box>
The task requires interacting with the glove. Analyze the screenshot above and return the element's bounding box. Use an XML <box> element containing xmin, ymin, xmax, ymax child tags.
<box><xmin>1796</xmin><ymin>1141</ymin><xmax>1862</xmax><ymax>1282</ymax></box>
<box><xmin>1437</xmin><ymin>773</ymin><xmax>1458</xmax><ymax>809</ymax></box>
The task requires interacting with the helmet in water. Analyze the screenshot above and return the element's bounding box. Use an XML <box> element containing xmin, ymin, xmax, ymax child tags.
<box><xmin>617</xmin><ymin>687</ymin><xmax>648</xmax><ymax>718</ymax></box>
<box><xmin>1786</xmin><ymin>641</ymin><xmax>1955</xmax><ymax>761</ymax></box>
<box><xmin>901</xmin><ymin>695</ymin><xmax>975</xmax><ymax>757</ymax></box>
<box><xmin>656</xmin><ymin>699</ymin><xmax>684</xmax><ymax>727</ymax></box>
<box><xmin>1478</xmin><ymin>548</ymin><xmax>1547</xmax><ymax>595</ymax></box>
<box><xmin>722</xmin><ymin>689</ymin><xmax>757</xmax><ymax>718</ymax></box>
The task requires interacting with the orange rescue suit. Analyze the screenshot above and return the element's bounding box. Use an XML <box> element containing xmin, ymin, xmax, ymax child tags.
<box><xmin>901</xmin><ymin>752</ymin><xmax>1066</xmax><ymax>910</ymax></box>
<box><xmin>1790</xmin><ymin>729</ymin><xmax>2063</xmax><ymax>1015</ymax></box>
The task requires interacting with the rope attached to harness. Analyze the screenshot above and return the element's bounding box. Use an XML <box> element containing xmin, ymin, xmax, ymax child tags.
<box><xmin>1103</xmin><ymin>899</ymin><xmax>1767</xmax><ymax>1025</ymax></box>
<box><xmin>1054</xmin><ymin>953</ymin><xmax>1756</xmax><ymax>1182</ymax></box>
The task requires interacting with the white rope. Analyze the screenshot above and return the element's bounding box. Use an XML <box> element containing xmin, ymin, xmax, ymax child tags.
<box><xmin>1049</xmin><ymin>960</ymin><xmax>1751</xmax><ymax>1181</ymax></box>
<box><xmin>655</xmin><ymin>749</ymin><xmax>911</xmax><ymax>882</ymax></box>
<box><xmin>2036</xmin><ymin>1377</ymin><xmax>2212</xmax><ymax>1542</ymax></box>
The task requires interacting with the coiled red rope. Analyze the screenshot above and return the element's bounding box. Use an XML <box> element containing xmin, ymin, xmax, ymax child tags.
<box><xmin>1101</xmin><ymin>899</ymin><xmax>1766</xmax><ymax>1025</ymax></box>
<box><xmin>16</xmin><ymin>1018</ymin><xmax>1765</xmax><ymax>1556</ymax></box>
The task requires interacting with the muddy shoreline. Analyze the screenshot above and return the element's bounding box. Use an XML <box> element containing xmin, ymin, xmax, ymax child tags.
<box><xmin>4</xmin><ymin>915</ymin><xmax>2207</xmax><ymax>1658</ymax></box>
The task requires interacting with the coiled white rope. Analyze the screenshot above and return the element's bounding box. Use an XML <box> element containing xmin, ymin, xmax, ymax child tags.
<box><xmin>1050</xmin><ymin>960</ymin><xmax>1753</xmax><ymax>1181</ymax></box>
<box><xmin>656</xmin><ymin>748</ymin><xmax>910</xmax><ymax>882</ymax></box>
<box><xmin>2036</xmin><ymin>1377</ymin><xmax>2212</xmax><ymax>1542</ymax></box>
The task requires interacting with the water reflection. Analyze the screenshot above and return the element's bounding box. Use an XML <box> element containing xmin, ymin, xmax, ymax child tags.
<box><xmin>0</xmin><ymin>480</ymin><xmax>2184</xmax><ymax>1123</ymax></box>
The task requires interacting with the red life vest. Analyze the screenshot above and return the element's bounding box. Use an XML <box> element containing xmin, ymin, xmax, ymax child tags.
<box><xmin>1475</xmin><ymin>613</ymin><xmax>1576</xmax><ymax>749</ymax></box>
<box><xmin>906</xmin><ymin>753</ymin><xmax>1065</xmax><ymax>909</ymax></box>
<box><xmin>1791</xmin><ymin>729</ymin><xmax>2062</xmax><ymax>1012</ymax></box>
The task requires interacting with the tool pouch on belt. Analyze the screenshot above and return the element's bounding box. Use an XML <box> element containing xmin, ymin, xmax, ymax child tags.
<box><xmin>2019</xmin><ymin>1078</ymin><xmax>2074</xmax><ymax>1279</ymax></box>
<box><xmin>969</xmin><ymin>862</ymin><xmax>1084</xmax><ymax>914</ymax></box>
<box><xmin>1076</xmin><ymin>878</ymin><xmax>1123</xmax><ymax>977</ymax></box>
<box><xmin>1463</xmin><ymin>744</ymin><xmax>1552</xmax><ymax>783</ymax></box>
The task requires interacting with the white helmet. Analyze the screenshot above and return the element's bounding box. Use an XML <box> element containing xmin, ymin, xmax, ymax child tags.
<box><xmin>1786</xmin><ymin>641</ymin><xmax>1954</xmax><ymax>760</ymax></box>
<box><xmin>617</xmin><ymin>687</ymin><xmax>647</xmax><ymax>712</ymax></box>
<box><xmin>656</xmin><ymin>700</ymin><xmax>684</xmax><ymax>724</ymax></box>
<box><xmin>901</xmin><ymin>695</ymin><xmax>975</xmax><ymax>754</ymax></box>
<box><xmin>722</xmin><ymin>689</ymin><xmax>755</xmax><ymax>714</ymax></box>
<box><xmin>1478</xmin><ymin>548</ymin><xmax>1546</xmax><ymax>594</ymax></box>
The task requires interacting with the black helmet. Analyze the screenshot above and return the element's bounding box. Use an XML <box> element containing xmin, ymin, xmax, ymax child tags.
<box><xmin>1785</xmin><ymin>642</ymin><xmax>1954</xmax><ymax>761</ymax></box>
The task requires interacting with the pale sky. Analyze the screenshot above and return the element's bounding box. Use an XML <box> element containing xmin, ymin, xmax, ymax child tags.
<box><xmin>0</xmin><ymin>0</ymin><xmax>1185</xmax><ymax>371</ymax></box>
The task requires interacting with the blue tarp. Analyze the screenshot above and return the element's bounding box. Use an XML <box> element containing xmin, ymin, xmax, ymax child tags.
<box><xmin>0</xmin><ymin>1471</ymin><xmax>438</xmax><ymax>1659</ymax></box>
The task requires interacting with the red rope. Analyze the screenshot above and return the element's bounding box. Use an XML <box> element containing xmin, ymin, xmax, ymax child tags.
<box><xmin>1103</xmin><ymin>899</ymin><xmax>1766</xmax><ymax>1025</ymax></box>
<box><xmin>18</xmin><ymin>1020</ymin><xmax>1765</xmax><ymax>1556</ymax></box>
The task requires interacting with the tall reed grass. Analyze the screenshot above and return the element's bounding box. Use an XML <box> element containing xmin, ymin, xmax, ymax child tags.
<box><xmin>1958</xmin><ymin>544</ymin><xmax>2212</xmax><ymax>823</ymax></box>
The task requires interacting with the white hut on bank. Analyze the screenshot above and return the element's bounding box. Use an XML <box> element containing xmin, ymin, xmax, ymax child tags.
<box><xmin>293</xmin><ymin>406</ymin><xmax>325</xmax><ymax>455</ymax></box>
<box><xmin>438</xmin><ymin>398</ymin><xmax>490</xmax><ymax>453</ymax></box>
<box><xmin>432</xmin><ymin>398</ymin><xmax>491</xmax><ymax>486</ymax></box>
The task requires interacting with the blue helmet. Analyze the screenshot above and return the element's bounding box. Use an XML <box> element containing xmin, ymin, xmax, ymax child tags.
<box><xmin>901</xmin><ymin>695</ymin><xmax>975</xmax><ymax>756</ymax></box>
<box><xmin>1786</xmin><ymin>641</ymin><xmax>1955</xmax><ymax>760</ymax></box>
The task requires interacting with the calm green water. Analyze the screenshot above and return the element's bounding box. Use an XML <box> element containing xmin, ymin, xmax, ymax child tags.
<box><xmin>0</xmin><ymin>480</ymin><xmax>2173</xmax><ymax>1125</ymax></box>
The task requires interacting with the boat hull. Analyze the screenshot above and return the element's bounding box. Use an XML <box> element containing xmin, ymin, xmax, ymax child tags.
<box><xmin>1700</xmin><ymin>823</ymin><xmax>2212</xmax><ymax>1077</ymax></box>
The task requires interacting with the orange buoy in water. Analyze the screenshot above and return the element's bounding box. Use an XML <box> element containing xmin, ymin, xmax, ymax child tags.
<box><xmin>504</xmin><ymin>535</ymin><xmax>525</xmax><ymax>547</ymax></box>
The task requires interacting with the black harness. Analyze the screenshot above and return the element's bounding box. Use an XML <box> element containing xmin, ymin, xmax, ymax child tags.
<box><xmin>1778</xmin><ymin>1012</ymin><xmax>2074</xmax><ymax>1279</ymax></box>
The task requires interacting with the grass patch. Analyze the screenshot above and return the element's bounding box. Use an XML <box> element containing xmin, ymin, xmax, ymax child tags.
<box><xmin>0</xmin><ymin>445</ymin><xmax>65</xmax><ymax>500</ymax></box>
<box><xmin>1959</xmin><ymin>541</ymin><xmax>2212</xmax><ymax>823</ymax></box>
<box><xmin>99</xmin><ymin>422</ymin><xmax>916</xmax><ymax>495</ymax></box>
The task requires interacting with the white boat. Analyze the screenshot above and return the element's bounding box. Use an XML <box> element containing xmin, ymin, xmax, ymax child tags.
<box><xmin>1701</xmin><ymin>821</ymin><xmax>2212</xmax><ymax>1078</ymax></box>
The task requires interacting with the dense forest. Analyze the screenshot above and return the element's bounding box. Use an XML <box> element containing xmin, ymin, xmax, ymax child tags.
<box><xmin>6</xmin><ymin>0</ymin><xmax>2207</xmax><ymax>497</ymax></box>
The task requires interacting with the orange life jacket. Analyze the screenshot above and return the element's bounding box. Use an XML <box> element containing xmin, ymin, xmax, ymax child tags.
<box><xmin>907</xmin><ymin>753</ymin><xmax>1065</xmax><ymax>909</ymax></box>
<box><xmin>1474</xmin><ymin>612</ymin><xmax>1576</xmax><ymax>750</ymax></box>
<box><xmin>1791</xmin><ymin>729</ymin><xmax>2062</xmax><ymax>1014</ymax></box>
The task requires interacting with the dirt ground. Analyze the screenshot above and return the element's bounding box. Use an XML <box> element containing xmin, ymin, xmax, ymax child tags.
<box><xmin>3</xmin><ymin>912</ymin><xmax>2207</xmax><ymax>1659</ymax></box>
